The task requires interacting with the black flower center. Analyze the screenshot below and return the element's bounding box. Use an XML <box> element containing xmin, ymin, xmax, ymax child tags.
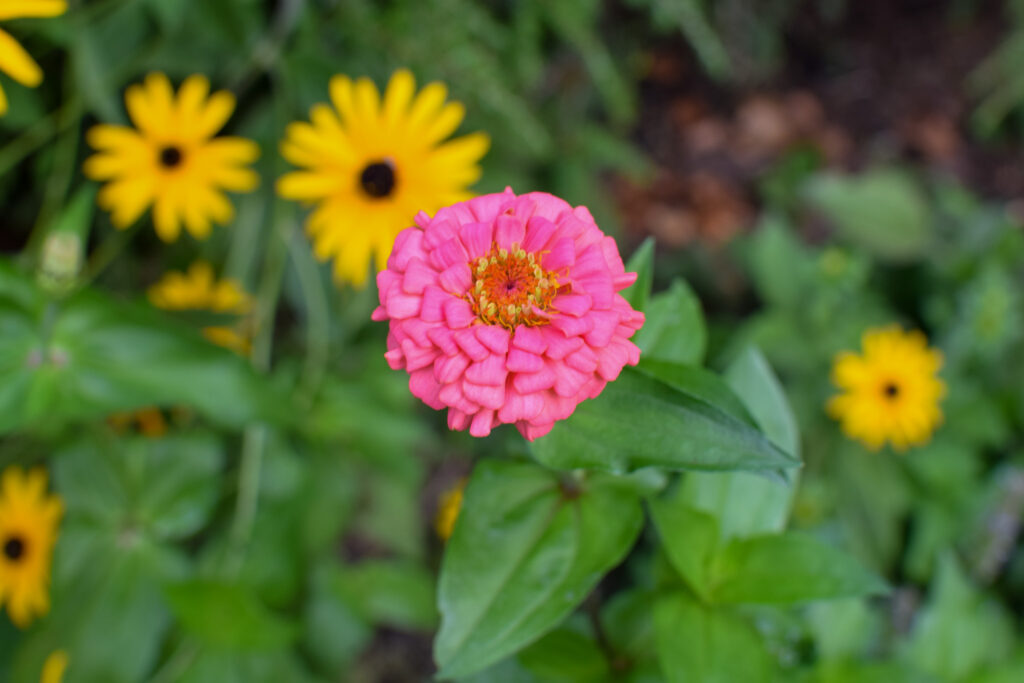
<box><xmin>159</xmin><ymin>146</ymin><xmax>183</xmax><ymax>168</ymax></box>
<box><xmin>360</xmin><ymin>161</ymin><xmax>396</xmax><ymax>198</ymax></box>
<box><xmin>3</xmin><ymin>535</ymin><xmax>25</xmax><ymax>561</ymax></box>
<box><xmin>883</xmin><ymin>382</ymin><xmax>900</xmax><ymax>399</ymax></box>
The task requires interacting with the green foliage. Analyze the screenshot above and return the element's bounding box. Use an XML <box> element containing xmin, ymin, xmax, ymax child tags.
<box><xmin>2</xmin><ymin>2</ymin><xmax>1024</xmax><ymax>682</ymax></box>
<box><xmin>435</xmin><ymin>460</ymin><xmax>644</xmax><ymax>678</ymax></box>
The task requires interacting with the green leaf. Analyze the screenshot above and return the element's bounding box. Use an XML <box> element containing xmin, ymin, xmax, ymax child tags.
<box><xmin>530</xmin><ymin>368</ymin><xmax>799</xmax><ymax>474</ymax></box>
<box><xmin>622</xmin><ymin>237</ymin><xmax>655</xmax><ymax>312</ymax></box>
<box><xmin>654</xmin><ymin>591</ymin><xmax>772</xmax><ymax>683</ymax></box>
<box><xmin>709</xmin><ymin>533</ymin><xmax>889</xmax><ymax>605</ymax></box>
<box><xmin>434</xmin><ymin>460</ymin><xmax>643</xmax><ymax>678</ymax></box>
<box><xmin>802</xmin><ymin>168</ymin><xmax>931</xmax><ymax>261</ymax></box>
<box><xmin>635</xmin><ymin>358</ymin><xmax>755</xmax><ymax>426</ymax></box>
<box><xmin>632</xmin><ymin>279</ymin><xmax>707</xmax><ymax>365</ymax></box>
<box><xmin>164</xmin><ymin>580</ymin><xmax>298</xmax><ymax>651</ymax></box>
<box><xmin>330</xmin><ymin>559</ymin><xmax>438</xmax><ymax>631</ymax></box>
<box><xmin>518</xmin><ymin>623</ymin><xmax>610</xmax><ymax>682</ymax></box>
<box><xmin>303</xmin><ymin>562</ymin><xmax>373</xmax><ymax>677</ymax></box>
<box><xmin>55</xmin><ymin>431</ymin><xmax>223</xmax><ymax>541</ymax></box>
<box><xmin>673</xmin><ymin>346</ymin><xmax>801</xmax><ymax>541</ymax></box>
<box><xmin>649</xmin><ymin>489</ymin><xmax>718</xmax><ymax>598</ymax></box>
<box><xmin>723</xmin><ymin>347</ymin><xmax>799</xmax><ymax>458</ymax></box>
<box><xmin>0</xmin><ymin>263</ymin><xmax>283</xmax><ymax>432</ymax></box>
<box><xmin>903</xmin><ymin>554</ymin><xmax>1014</xmax><ymax>680</ymax></box>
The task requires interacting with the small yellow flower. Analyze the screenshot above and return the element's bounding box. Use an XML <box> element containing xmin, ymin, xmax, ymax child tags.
<box><xmin>84</xmin><ymin>72</ymin><xmax>260</xmax><ymax>241</ymax></box>
<box><xmin>277</xmin><ymin>68</ymin><xmax>490</xmax><ymax>286</ymax></box>
<box><xmin>148</xmin><ymin>261</ymin><xmax>252</xmax><ymax>353</ymax></box>
<box><xmin>0</xmin><ymin>1</ymin><xmax>66</xmax><ymax>115</ymax></box>
<box><xmin>435</xmin><ymin>479</ymin><xmax>466</xmax><ymax>542</ymax></box>
<box><xmin>40</xmin><ymin>650</ymin><xmax>68</xmax><ymax>683</ymax></box>
<box><xmin>827</xmin><ymin>325</ymin><xmax>946</xmax><ymax>451</ymax></box>
<box><xmin>0</xmin><ymin>466</ymin><xmax>63</xmax><ymax>628</ymax></box>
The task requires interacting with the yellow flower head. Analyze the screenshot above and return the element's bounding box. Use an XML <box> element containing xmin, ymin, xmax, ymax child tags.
<box><xmin>40</xmin><ymin>650</ymin><xmax>68</xmax><ymax>683</ymax></box>
<box><xmin>148</xmin><ymin>261</ymin><xmax>252</xmax><ymax>353</ymax></box>
<box><xmin>827</xmin><ymin>325</ymin><xmax>946</xmax><ymax>451</ymax></box>
<box><xmin>435</xmin><ymin>478</ymin><xmax>466</xmax><ymax>542</ymax></box>
<box><xmin>84</xmin><ymin>72</ymin><xmax>260</xmax><ymax>241</ymax></box>
<box><xmin>0</xmin><ymin>466</ymin><xmax>63</xmax><ymax>628</ymax></box>
<box><xmin>277</xmin><ymin>68</ymin><xmax>490</xmax><ymax>286</ymax></box>
<box><xmin>0</xmin><ymin>1</ymin><xmax>66</xmax><ymax>115</ymax></box>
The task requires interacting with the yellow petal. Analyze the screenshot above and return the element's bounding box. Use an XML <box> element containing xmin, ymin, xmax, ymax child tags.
<box><xmin>382</xmin><ymin>68</ymin><xmax>416</xmax><ymax>126</ymax></box>
<box><xmin>0</xmin><ymin>28</ymin><xmax>42</xmax><ymax>86</ymax></box>
<box><xmin>0</xmin><ymin>1</ymin><xmax>67</xmax><ymax>20</ymax></box>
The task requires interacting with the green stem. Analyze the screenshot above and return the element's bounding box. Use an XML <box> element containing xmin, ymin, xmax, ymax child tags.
<box><xmin>224</xmin><ymin>203</ymin><xmax>291</xmax><ymax>576</ymax></box>
<box><xmin>289</xmin><ymin>227</ymin><xmax>330</xmax><ymax>408</ymax></box>
<box><xmin>0</xmin><ymin>95</ymin><xmax>80</xmax><ymax>177</ymax></box>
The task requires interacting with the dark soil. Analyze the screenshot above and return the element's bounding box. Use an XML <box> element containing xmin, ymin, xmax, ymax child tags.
<box><xmin>613</xmin><ymin>0</ymin><xmax>1021</xmax><ymax>248</ymax></box>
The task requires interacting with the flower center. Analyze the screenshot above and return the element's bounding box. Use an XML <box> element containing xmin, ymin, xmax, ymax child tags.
<box><xmin>359</xmin><ymin>160</ymin><xmax>396</xmax><ymax>198</ymax></box>
<box><xmin>159</xmin><ymin>145</ymin><xmax>184</xmax><ymax>169</ymax></box>
<box><xmin>882</xmin><ymin>382</ymin><xmax>900</xmax><ymax>399</ymax></box>
<box><xmin>3</xmin><ymin>535</ymin><xmax>25</xmax><ymax>561</ymax></box>
<box><xmin>468</xmin><ymin>243</ymin><xmax>559</xmax><ymax>329</ymax></box>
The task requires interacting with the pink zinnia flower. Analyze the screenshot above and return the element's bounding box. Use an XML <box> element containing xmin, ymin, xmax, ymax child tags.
<box><xmin>372</xmin><ymin>189</ymin><xmax>645</xmax><ymax>440</ymax></box>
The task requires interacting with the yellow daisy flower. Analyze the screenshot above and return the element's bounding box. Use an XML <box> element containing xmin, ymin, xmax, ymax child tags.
<box><xmin>434</xmin><ymin>478</ymin><xmax>466</xmax><ymax>542</ymax></box>
<box><xmin>40</xmin><ymin>650</ymin><xmax>68</xmax><ymax>683</ymax></box>
<box><xmin>148</xmin><ymin>261</ymin><xmax>253</xmax><ymax>353</ymax></box>
<box><xmin>277</xmin><ymin>68</ymin><xmax>490</xmax><ymax>286</ymax></box>
<box><xmin>0</xmin><ymin>466</ymin><xmax>63</xmax><ymax>628</ymax></box>
<box><xmin>0</xmin><ymin>0</ymin><xmax>66</xmax><ymax>115</ymax></box>
<box><xmin>84</xmin><ymin>72</ymin><xmax>260</xmax><ymax>242</ymax></box>
<box><xmin>827</xmin><ymin>325</ymin><xmax>946</xmax><ymax>451</ymax></box>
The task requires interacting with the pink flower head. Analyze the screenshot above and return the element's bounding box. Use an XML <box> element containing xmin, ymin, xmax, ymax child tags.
<box><xmin>372</xmin><ymin>189</ymin><xmax>645</xmax><ymax>440</ymax></box>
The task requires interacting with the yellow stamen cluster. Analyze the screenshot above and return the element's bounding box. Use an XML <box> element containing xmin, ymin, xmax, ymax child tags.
<box><xmin>467</xmin><ymin>243</ymin><xmax>558</xmax><ymax>330</ymax></box>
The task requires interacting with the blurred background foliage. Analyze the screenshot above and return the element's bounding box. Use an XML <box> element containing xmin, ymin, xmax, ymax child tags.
<box><xmin>3</xmin><ymin>0</ymin><xmax>1024</xmax><ymax>681</ymax></box>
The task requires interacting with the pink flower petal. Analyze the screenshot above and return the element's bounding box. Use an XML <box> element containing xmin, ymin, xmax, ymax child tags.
<box><xmin>542</xmin><ymin>237</ymin><xmax>576</xmax><ymax>272</ymax></box>
<box><xmin>439</xmin><ymin>263</ymin><xmax>472</xmax><ymax>294</ymax></box>
<box><xmin>512</xmin><ymin>326</ymin><xmax>548</xmax><ymax>355</ymax></box>
<box><xmin>465</xmin><ymin>353</ymin><xmax>507</xmax><ymax>386</ymax></box>
<box><xmin>522</xmin><ymin>216</ymin><xmax>558</xmax><ymax>253</ymax></box>
<box><xmin>454</xmin><ymin>328</ymin><xmax>490</xmax><ymax>361</ymax></box>
<box><xmin>553</xmin><ymin>293</ymin><xmax>592</xmax><ymax>317</ymax></box>
<box><xmin>444</xmin><ymin>298</ymin><xmax>476</xmax><ymax>328</ymax></box>
<box><xmin>409</xmin><ymin>368</ymin><xmax>442</xmax><ymax>410</ymax></box>
<box><xmin>463</xmin><ymin>381</ymin><xmax>505</xmax><ymax>410</ymax></box>
<box><xmin>420</xmin><ymin>286</ymin><xmax>448</xmax><ymax>322</ymax></box>
<box><xmin>460</xmin><ymin>221</ymin><xmax>494</xmax><ymax>259</ymax></box>
<box><xmin>402</xmin><ymin>258</ymin><xmax>437</xmax><ymax>294</ymax></box>
<box><xmin>494</xmin><ymin>214</ymin><xmax>526</xmax><ymax>249</ymax></box>
<box><xmin>386</xmin><ymin>290</ymin><xmax>421</xmax><ymax>319</ymax></box>
<box><xmin>470</xmin><ymin>409</ymin><xmax>496</xmax><ymax>437</ymax></box>
<box><xmin>506</xmin><ymin>348</ymin><xmax>544</xmax><ymax>373</ymax></box>
<box><xmin>475</xmin><ymin>325</ymin><xmax>510</xmax><ymax>355</ymax></box>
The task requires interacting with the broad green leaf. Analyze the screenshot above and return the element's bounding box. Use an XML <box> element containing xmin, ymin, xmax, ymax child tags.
<box><xmin>303</xmin><ymin>562</ymin><xmax>373</xmax><ymax>678</ymax></box>
<box><xmin>633</xmin><ymin>279</ymin><xmax>706</xmax><ymax>365</ymax></box>
<box><xmin>164</xmin><ymin>580</ymin><xmax>298</xmax><ymax>651</ymax></box>
<box><xmin>622</xmin><ymin>237</ymin><xmax>655</xmax><ymax>312</ymax></box>
<box><xmin>0</xmin><ymin>263</ymin><xmax>283</xmax><ymax>432</ymax></box>
<box><xmin>435</xmin><ymin>460</ymin><xmax>643</xmax><ymax>678</ymax></box>
<box><xmin>330</xmin><ymin>559</ymin><xmax>438</xmax><ymax>631</ymax></box>
<box><xmin>177</xmin><ymin>650</ymin><xmax>315</xmax><ymax>683</ymax></box>
<box><xmin>649</xmin><ymin>489</ymin><xmax>718</xmax><ymax>598</ymax></box>
<box><xmin>805</xmin><ymin>599</ymin><xmax>884</xmax><ymax>662</ymax></box>
<box><xmin>635</xmin><ymin>358</ymin><xmax>755</xmax><ymax>425</ymax></box>
<box><xmin>709</xmin><ymin>533</ymin><xmax>888</xmax><ymax>605</ymax></box>
<box><xmin>723</xmin><ymin>347</ymin><xmax>799</xmax><ymax>458</ymax></box>
<box><xmin>903</xmin><ymin>554</ymin><xmax>1014</xmax><ymax>680</ymax></box>
<box><xmin>746</xmin><ymin>215</ymin><xmax>815</xmax><ymax>308</ymax></box>
<box><xmin>677</xmin><ymin>346</ymin><xmax>801</xmax><ymax>541</ymax></box>
<box><xmin>802</xmin><ymin>169</ymin><xmax>931</xmax><ymax>261</ymax></box>
<box><xmin>654</xmin><ymin>591</ymin><xmax>772</xmax><ymax>683</ymax></box>
<box><xmin>530</xmin><ymin>368</ymin><xmax>799</xmax><ymax>474</ymax></box>
<box><xmin>599</xmin><ymin>588</ymin><xmax>657</xmax><ymax>661</ymax></box>
<box><xmin>518</xmin><ymin>623</ymin><xmax>610</xmax><ymax>682</ymax></box>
